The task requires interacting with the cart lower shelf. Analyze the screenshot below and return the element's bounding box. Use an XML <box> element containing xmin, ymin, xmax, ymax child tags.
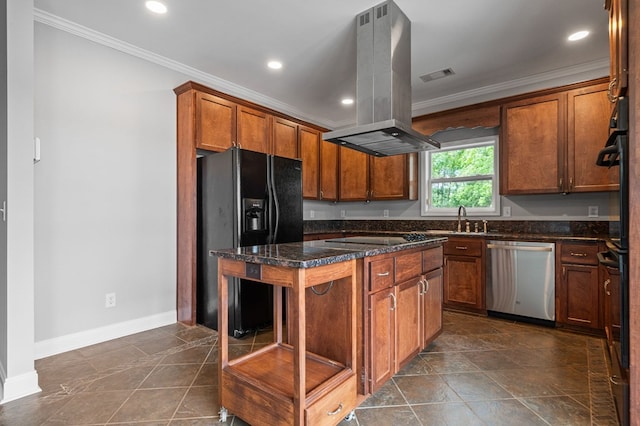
<box><xmin>221</xmin><ymin>343</ymin><xmax>357</xmax><ymax>426</ymax></box>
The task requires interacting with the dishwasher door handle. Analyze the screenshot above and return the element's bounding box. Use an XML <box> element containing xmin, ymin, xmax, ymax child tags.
<box><xmin>487</xmin><ymin>243</ymin><xmax>553</xmax><ymax>252</ymax></box>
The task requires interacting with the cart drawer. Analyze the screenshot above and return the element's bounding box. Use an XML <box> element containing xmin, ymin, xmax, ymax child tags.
<box><xmin>306</xmin><ymin>376</ymin><xmax>357</xmax><ymax>426</ymax></box>
<box><xmin>370</xmin><ymin>258</ymin><xmax>394</xmax><ymax>292</ymax></box>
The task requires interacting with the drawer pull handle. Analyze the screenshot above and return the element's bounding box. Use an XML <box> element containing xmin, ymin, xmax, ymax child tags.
<box><xmin>610</xmin><ymin>375</ymin><xmax>624</xmax><ymax>386</ymax></box>
<box><xmin>604</xmin><ymin>279</ymin><xmax>611</xmax><ymax>296</ymax></box>
<box><xmin>377</xmin><ymin>271</ymin><xmax>390</xmax><ymax>277</ymax></box>
<box><xmin>327</xmin><ymin>402</ymin><xmax>343</xmax><ymax>416</ymax></box>
<box><xmin>455</xmin><ymin>246</ymin><xmax>468</xmax><ymax>250</ymax></box>
<box><xmin>389</xmin><ymin>293</ymin><xmax>396</xmax><ymax>311</ymax></box>
<box><xmin>570</xmin><ymin>252</ymin><xmax>588</xmax><ymax>257</ymax></box>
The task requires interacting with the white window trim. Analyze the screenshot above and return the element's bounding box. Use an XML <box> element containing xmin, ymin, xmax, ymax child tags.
<box><xmin>420</xmin><ymin>135</ymin><xmax>501</xmax><ymax>217</ymax></box>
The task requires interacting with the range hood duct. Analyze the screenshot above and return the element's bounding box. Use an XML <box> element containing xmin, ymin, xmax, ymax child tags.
<box><xmin>323</xmin><ymin>0</ymin><xmax>440</xmax><ymax>156</ymax></box>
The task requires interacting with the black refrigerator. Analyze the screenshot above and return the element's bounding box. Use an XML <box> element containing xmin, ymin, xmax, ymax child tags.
<box><xmin>197</xmin><ymin>147</ymin><xmax>303</xmax><ymax>337</ymax></box>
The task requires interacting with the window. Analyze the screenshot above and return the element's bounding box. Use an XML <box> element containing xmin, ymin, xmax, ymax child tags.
<box><xmin>420</xmin><ymin>136</ymin><xmax>500</xmax><ymax>216</ymax></box>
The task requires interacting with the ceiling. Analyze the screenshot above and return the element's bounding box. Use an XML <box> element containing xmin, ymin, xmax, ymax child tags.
<box><xmin>33</xmin><ymin>0</ymin><xmax>610</xmax><ymax>130</ymax></box>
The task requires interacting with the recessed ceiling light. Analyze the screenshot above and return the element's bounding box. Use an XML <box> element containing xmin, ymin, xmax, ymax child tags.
<box><xmin>568</xmin><ymin>30</ymin><xmax>589</xmax><ymax>41</ymax></box>
<box><xmin>145</xmin><ymin>1</ymin><xmax>167</xmax><ymax>14</ymax></box>
<box><xmin>341</xmin><ymin>98</ymin><xmax>354</xmax><ymax>105</ymax></box>
<box><xmin>267</xmin><ymin>61</ymin><xmax>283</xmax><ymax>70</ymax></box>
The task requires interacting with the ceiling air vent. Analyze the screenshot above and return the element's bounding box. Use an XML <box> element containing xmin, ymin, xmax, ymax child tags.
<box><xmin>419</xmin><ymin>68</ymin><xmax>455</xmax><ymax>83</ymax></box>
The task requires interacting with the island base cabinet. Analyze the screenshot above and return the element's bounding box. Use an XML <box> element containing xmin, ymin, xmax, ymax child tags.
<box><xmin>421</xmin><ymin>268</ymin><xmax>443</xmax><ymax>348</ymax></box>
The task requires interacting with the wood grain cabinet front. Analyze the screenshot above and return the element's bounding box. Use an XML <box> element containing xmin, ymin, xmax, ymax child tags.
<box><xmin>338</xmin><ymin>148</ymin><xmax>417</xmax><ymax>202</ymax></box>
<box><xmin>367</xmin><ymin>245</ymin><xmax>443</xmax><ymax>393</ymax></box>
<box><xmin>501</xmin><ymin>81</ymin><xmax>615</xmax><ymax>195</ymax></box>
<box><xmin>556</xmin><ymin>242</ymin><xmax>602</xmax><ymax>331</ymax></box>
<box><xmin>195</xmin><ymin>91</ymin><xmax>237</xmax><ymax>152</ymax></box>
<box><xmin>443</xmin><ymin>238</ymin><xmax>485</xmax><ymax>313</ymax></box>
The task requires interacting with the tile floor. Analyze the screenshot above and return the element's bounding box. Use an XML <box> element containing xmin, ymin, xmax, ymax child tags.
<box><xmin>0</xmin><ymin>311</ymin><xmax>619</xmax><ymax>425</ymax></box>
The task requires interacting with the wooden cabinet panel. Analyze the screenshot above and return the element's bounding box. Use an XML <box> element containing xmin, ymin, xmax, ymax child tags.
<box><xmin>394</xmin><ymin>251</ymin><xmax>422</xmax><ymax>283</ymax></box>
<box><xmin>603</xmin><ymin>265</ymin><xmax>621</xmax><ymax>344</ymax></box>
<box><xmin>237</xmin><ymin>105</ymin><xmax>270</xmax><ymax>153</ymax></box>
<box><xmin>606</xmin><ymin>0</ymin><xmax>628</xmax><ymax>100</ymax></box>
<box><xmin>412</xmin><ymin>104</ymin><xmax>501</xmax><ymax>136</ymax></box>
<box><xmin>568</xmin><ymin>84</ymin><xmax>619</xmax><ymax>192</ymax></box>
<box><xmin>369</xmin><ymin>289</ymin><xmax>395</xmax><ymax>391</ymax></box>
<box><xmin>444</xmin><ymin>255</ymin><xmax>483</xmax><ymax>308</ymax></box>
<box><xmin>319</xmin><ymin>141</ymin><xmax>338</xmax><ymax>201</ymax></box>
<box><xmin>560</xmin><ymin>264</ymin><xmax>601</xmax><ymax>329</ymax></box>
<box><xmin>560</xmin><ymin>243</ymin><xmax>599</xmax><ymax>265</ymax></box>
<box><xmin>272</xmin><ymin>117</ymin><xmax>299</xmax><ymax>159</ymax></box>
<box><xmin>195</xmin><ymin>92</ymin><xmax>236</xmax><ymax>151</ymax></box>
<box><xmin>422</xmin><ymin>268</ymin><xmax>443</xmax><ymax>349</ymax></box>
<box><xmin>339</xmin><ymin>148</ymin><xmax>369</xmax><ymax>201</ymax></box>
<box><xmin>370</xmin><ymin>155</ymin><xmax>408</xmax><ymax>200</ymax></box>
<box><xmin>443</xmin><ymin>239</ymin><xmax>483</xmax><ymax>257</ymax></box>
<box><xmin>423</xmin><ymin>245</ymin><xmax>443</xmax><ymax>272</ymax></box>
<box><xmin>369</xmin><ymin>258</ymin><xmax>394</xmax><ymax>292</ymax></box>
<box><xmin>300</xmin><ymin>127</ymin><xmax>320</xmax><ymax>199</ymax></box>
<box><xmin>395</xmin><ymin>278</ymin><xmax>422</xmax><ymax>371</ymax></box>
<box><xmin>501</xmin><ymin>94</ymin><xmax>564</xmax><ymax>194</ymax></box>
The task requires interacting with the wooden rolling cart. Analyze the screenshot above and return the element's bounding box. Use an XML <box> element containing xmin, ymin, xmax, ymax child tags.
<box><xmin>215</xmin><ymin>255</ymin><xmax>358</xmax><ymax>426</ymax></box>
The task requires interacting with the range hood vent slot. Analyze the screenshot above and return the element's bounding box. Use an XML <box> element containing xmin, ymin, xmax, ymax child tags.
<box><xmin>323</xmin><ymin>0</ymin><xmax>440</xmax><ymax>157</ymax></box>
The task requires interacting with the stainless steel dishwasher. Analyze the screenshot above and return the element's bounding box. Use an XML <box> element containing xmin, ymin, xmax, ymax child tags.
<box><xmin>486</xmin><ymin>240</ymin><xmax>555</xmax><ymax>323</ymax></box>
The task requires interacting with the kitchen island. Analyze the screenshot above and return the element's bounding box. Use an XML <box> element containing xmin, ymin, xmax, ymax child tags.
<box><xmin>210</xmin><ymin>236</ymin><xmax>445</xmax><ymax>425</ymax></box>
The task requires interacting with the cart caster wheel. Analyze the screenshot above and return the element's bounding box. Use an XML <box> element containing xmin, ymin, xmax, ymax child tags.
<box><xmin>219</xmin><ymin>407</ymin><xmax>228</xmax><ymax>423</ymax></box>
<box><xmin>344</xmin><ymin>410</ymin><xmax>356</xmax><ymax>422</ymax></box>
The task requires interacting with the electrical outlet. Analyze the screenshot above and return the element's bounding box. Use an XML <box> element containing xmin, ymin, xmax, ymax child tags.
<box><xmin>383</xmin><ymin>209</ymin><xmax>389</xmax><ymax>217</ymax></box>
<box><xmin>341</xmin><ymin>210</ymin><xmax>346</xmax><ymax>218</ymax></box>
<box><xmin>105</xmin><ymin>293</ymin><xmax>116</xmax><ymax>308</ymax></box>
<box><xmin>588</xmin><ymin>206</ymin><xmax>599</xmax><ymax>217</ymax></box>
<box><xmin>503</xmin><ymin>206</ymin><xmax>511</xmax><ymax>217</ymax></box>
<box><xmin>309</xmin><ymin>210</ymin><xmax>315</xmax><ymax>219</ymax></box>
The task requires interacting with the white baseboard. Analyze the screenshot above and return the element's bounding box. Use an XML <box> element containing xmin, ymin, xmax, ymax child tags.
<box><xmin>34</xmin><ymin>310</ymin><xmax>177</xmax><ymax>360</ymax></box>
<box><xmin>0</xmin><ymin>369</ymin><xmax>41</xmax><ymax>404</ymax></box>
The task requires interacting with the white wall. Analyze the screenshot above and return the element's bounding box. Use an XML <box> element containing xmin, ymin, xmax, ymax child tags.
<box><xmin>33</xmin><ymin>23</ymin><xmax>188</xmax><ymax>356</ymax></box>
<box><xmin>304</xmin><ymin>192</ymin><xmax>617</xmax><ymax>221</ymax></box>
<box><xmin>1</xmin><ymin>0</ymin><xmax>40</xmax><ymax>404</ymax></box>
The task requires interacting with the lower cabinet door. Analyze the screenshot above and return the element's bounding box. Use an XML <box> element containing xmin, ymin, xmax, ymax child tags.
<box><xmin>369</xmin><ymin>290</ymin><xmax>395</xmax><ymax>392</ymax></box>
<box><xmin>444</xmin><ymin>255</ymin><xmax>483</xmax><ymax>309</ymax></box>
<box><xmin>560</xmin><ymin>263</ymin><xmax>601</xmax><ymax>329</ymax></box>
<box><xmin>395</xmin><ymin>277</ymin><xmax>422</xmax><ymax>371</ymax></box>
<box><xmin>422</xmin><ymin>268</ymin><xmax>443</xmax><ymax>349</ymax></box>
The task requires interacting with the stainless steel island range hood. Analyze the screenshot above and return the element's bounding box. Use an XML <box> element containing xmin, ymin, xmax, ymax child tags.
<box><xmin>323</xmin><ymin>0</ymin><xmax>440</xmax><ymax>156</ymax></box>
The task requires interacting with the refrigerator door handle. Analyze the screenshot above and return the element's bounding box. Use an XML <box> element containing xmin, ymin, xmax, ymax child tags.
<box><xmin>266</xmin><ymin>155</ymin><xmax>274</xmax><ymax>244</ymax></box>
<box><xmin>269</xmin><ymin>155</ymin><xmax>280</xmax><ymax>243</ymax></box>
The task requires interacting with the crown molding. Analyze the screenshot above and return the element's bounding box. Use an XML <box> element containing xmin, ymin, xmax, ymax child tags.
<box><xmin>34</xmin><ymin>8</ymin><xmax>609</xmax><ymax>130</ymax></box>
<box><xmin>33</xmin><ymin>8</ymin><xmax>326</xmax><ymax>128</ymax></box>
<box><xmin>412</xmin><ymin>59</ymin><xmax>610</xmax><ymax>116</ymax></box>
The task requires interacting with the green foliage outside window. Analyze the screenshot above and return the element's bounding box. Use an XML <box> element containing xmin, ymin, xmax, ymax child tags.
<box><xmin>430</xmin><ymin>145</ymin><xmax>494</xmax><ymax>208</ymax></box>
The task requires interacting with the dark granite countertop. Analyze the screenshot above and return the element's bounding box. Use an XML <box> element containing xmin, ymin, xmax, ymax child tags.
<box><xmin>303</xmin><ymin>220</ymin><xmax>610</xmax><ymax>243</ymax></box>
<box><xmin>209</xmin><ymin>237</ymin><xmax>447</xmax><ymax>269</ymax></box>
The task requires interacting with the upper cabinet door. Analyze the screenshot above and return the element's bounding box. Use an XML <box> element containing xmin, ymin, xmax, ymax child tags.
<box><xmin>370</xmin><ymin>155</ymin><xmax>409</xmax><ymax>200</ymax></box>
<box><xmin>339</xmin><ymin>148</ymin><xmax>369</xmax><ymax>201</ymax></box>
<box><xmin>300</xmin><ymin>126</ymin><xmax>321</xmax><ymax>199</ymax></box>
<box><xmin>567</xmin><ymin>84</ymin><xmax>619</xmax><ymax>192</ymax></box>
<box><xmin>319</xmin><ymin>140</ymin><xmax>338</xmax><ymax>201</ymax></box>
<box><xmin>195</xmin><ymin>92</ymin><xmax>236</xmax><ymax>152</ymax></box>
<box><xmin>606</xmin><ymin>0</ymin><xmax>628</xmax><ymax>101</ymax></box>
<box><xmin>500</xmin><ymin>93</ymin><xmax>565</xmax><ymax>194</ymax></box>
<box><xmin>272</xmin><ymin>117</ymin><xmax>299</xmax><ymax>159</ymax></box>
<box><xmin>237</xmin><ymin>105</ymin><xmax>270</xmax><ymax>154</ymax></box>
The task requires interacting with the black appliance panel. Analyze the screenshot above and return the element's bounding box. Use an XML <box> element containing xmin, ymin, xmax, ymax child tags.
<box><xmin>197</xmin><ymin>148</ymin><xmax>302</xmax><ymax>337</ymax></box>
